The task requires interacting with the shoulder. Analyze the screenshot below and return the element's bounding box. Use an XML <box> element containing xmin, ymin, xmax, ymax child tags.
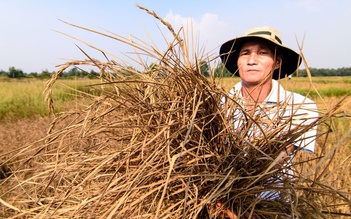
<box><xmin>288</xmin><ymin>91</ymin><xmax>319</xmax><ymax>119</ymax></box>
<box><xmin>290</xmin><ymin>91</ymin><xmax>316</xmax><ymax>106</ymax></box>
<box><xmin>228</xmin><ymin>81</ymin><xmax>242</xmax><ymax>96</ymax></box>
<box><xmin>274</xmin><ymin>80</ymin><xmax>316</xmax><ymax>106</ymax></box>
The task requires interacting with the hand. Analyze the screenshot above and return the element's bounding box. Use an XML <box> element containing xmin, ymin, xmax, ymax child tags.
<box><xmin>213</xmin><ymin>202</ymin><xmax>261</xmax><ymax>218</ymax></box>
<box><xmin>215</xmin><ymin>202</ymin><xmax>238</xmax><ymax>219</ymax></box>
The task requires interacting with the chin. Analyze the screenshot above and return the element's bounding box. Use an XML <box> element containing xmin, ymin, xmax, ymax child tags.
<box><xmin>243</xmin><ymin>78</ymin><xmax>262</xmax><ymax>84</ymax></box>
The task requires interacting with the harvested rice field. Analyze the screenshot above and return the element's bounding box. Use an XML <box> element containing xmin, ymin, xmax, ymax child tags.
<box><xmin>2</xmin><ymin>78</ymin><xmax>350</xmax><ymax>218</ymax></box>
<box><xmin>1</xmin><ymin>6</ymin><xmax>350</xmax><ymax>219</ymax></box>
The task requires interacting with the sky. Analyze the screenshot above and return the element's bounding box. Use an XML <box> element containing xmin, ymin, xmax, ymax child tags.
<box><xmin>0</xmin><ymin>0</ymin><xmax>350</xmax><ymax>73</ymax></box>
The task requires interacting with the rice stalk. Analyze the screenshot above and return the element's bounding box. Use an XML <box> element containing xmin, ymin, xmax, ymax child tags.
<box><xmin>0</xmin><ymin>5</ymin><xmax>350</xmax><ymax>219</ymax></box>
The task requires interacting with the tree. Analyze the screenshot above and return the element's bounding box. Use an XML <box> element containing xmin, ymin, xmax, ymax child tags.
<box><xmin>67</xmin><ymin>67</ymin><xmax>79</xmax><ymax>77</ymax></box>
<box><xmin>148</xmin><ymin>62</ymin><xmax>165</xmax><ymax>76</ymax></box>
<box><xmin>87</xmin><ymin>69</ymin><xmax>99</xmax><ymax>79</ymax></box>
<box><xmin>38</xmin><ymin>69</ymin><xmax>52</xmax><ymax>79</ymax></box>
<box><xmin>213</xmin><ymin>63</ymin><xmax>232</xmax><ymax>77</ymax></box>
<box><xmin>28</xmin><ymin>72</ymin><xmax>38</xmax><ymax>78</ymax></box>
<box><xmin>7</xmin><ymin>66</ymin><xmax>25</xmax><ymax>78</ymax></box>
<box><xmin>0</xmin><ymin>70</ymin><xmax>7</xmax><ymax>77</ymax></box>
<box><xmin>199</xmin><ymin>61</ymin><xmax>210</xmax><ymax>77</ymax></box>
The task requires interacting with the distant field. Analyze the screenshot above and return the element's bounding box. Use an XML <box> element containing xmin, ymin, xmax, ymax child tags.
<box><xmin>1</xmin><ymin>77</ymin><xmax>350</xmax><ymax>122</ymax></box>
<box><xmin>0</xmin><ymin>79</ymin><xmax>98</xmax><ymax>122</ymax></box>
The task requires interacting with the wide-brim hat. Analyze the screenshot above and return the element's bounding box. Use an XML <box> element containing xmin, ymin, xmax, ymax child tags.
<box><xmin>219</xmin><ymin>26</ymin><xmax>301</xmax><ymax>80</ymax></box>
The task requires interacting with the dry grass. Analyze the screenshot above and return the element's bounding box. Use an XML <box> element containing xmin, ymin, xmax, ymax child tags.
<box><xmin>0</xmin><ymin>5</ymin><xmax>350</xmax><ymax>219</ymax></box>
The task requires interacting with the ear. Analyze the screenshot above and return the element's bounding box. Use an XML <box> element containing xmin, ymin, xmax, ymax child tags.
<box><xmin>274</xmin><ymin>57</ymin><xmax>282</xmax><ymax>70</ymax></box>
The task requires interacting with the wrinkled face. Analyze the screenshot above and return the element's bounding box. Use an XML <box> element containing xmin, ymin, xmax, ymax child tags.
<box><xmin>237</xmin><ymin>39</ymin><xmax>281</xmax><ymax>86</ymax></box>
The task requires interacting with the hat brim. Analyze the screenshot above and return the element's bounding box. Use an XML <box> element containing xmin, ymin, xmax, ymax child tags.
<box><xmin>219</xmin><ymin>36</ymin><xmax>301</xmax><ymax>80</ymax></box>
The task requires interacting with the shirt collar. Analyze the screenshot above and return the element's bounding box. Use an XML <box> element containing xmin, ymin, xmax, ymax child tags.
<box><xmin>231</xmin><ymin>79</ymin><xmax>284</xmax><ymax>104</ymax></box>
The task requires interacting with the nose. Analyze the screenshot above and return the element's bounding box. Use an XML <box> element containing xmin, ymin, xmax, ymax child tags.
<box><xmin>247</xmin><ymin>53</ymin><xmax>258</xmax><ymax>65</ymax></box>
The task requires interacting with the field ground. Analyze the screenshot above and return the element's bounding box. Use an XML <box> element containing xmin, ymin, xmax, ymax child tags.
<box><xmin>0</xmin><ymin>116</ymin><xmax>53</xmax><ymax>155</ymax></box>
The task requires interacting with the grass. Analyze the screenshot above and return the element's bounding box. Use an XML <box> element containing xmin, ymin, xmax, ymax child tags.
<box><xmin>0</xmin><ymin>78</ymin><xmax>98</xmax><ymax>122</ymax></box>
<box><xmin>283</xmin><ymin>77</ymin><xmax>351</xmax><ymax>98</ymax></box>
<box><xmin>1</xmin><ymin>76</ymin><xmax>349</xmax><ymax>123</ymax></box>
<box><xmin>0</xmin><ymin>79</ymin><xmax>46</xmax><ymax>121</ymax></box>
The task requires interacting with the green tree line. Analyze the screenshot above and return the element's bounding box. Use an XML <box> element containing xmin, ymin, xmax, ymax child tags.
<box><xmin>1</xmin><ymin>65</ymin><xmax>351</xmax><ymax>79</ymax></box>
<box><xmin>0</xmin><ymin>66</ymin><xmax>99</xmax><ymax>79</ymax></box>
<box><xmin>296</xmin><ymin>67</ymin><xmax>351</xmax><ymax>77</ymax></box>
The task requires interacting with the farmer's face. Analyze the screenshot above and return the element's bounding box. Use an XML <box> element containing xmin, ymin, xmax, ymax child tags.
<box><xmin>237</xmin><ymin>39</ymin><xmax>280</xmax><ymax>86</ymax></box>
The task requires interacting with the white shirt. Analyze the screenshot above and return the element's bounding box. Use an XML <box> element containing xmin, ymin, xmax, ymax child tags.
<box><xmin>226</xmin><ymin>79</ymin><xmax>318</xmax><ymax>152</ymax></box>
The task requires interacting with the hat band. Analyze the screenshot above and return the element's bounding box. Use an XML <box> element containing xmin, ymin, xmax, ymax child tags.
<box><xmin>247</xmin><ymin>31</ymin><xmax>282</xmax><ymax>44</ymax></box>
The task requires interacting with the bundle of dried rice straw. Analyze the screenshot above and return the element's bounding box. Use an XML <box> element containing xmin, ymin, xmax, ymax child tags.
<box><xmin>1</xmin><ymin>5</ymin><xmax>350</xmax><ymax>219</ymax></box>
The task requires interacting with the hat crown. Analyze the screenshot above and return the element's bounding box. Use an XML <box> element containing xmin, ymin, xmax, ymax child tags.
<box><xmin>244</xmin><ymin>26</ymin><xmax>282</xmax><ymax>46</ymax></box>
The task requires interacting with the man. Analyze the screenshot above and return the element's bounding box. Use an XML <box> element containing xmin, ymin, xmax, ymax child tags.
<box><xmin>217</xmin><ymin>26</ymin><xmax>319</xmax><ymax>218</ymax></box>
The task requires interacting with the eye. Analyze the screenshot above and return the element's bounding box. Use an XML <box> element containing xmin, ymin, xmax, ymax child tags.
<box><xmin>259</xmin><ymin>50</ymin><xmax>269</xmax><ymax>55</ymax></box>
<box><xmin>239</xmin><ymin>50</ymin><xmax>249</xmax><ymax>56</ymax></box>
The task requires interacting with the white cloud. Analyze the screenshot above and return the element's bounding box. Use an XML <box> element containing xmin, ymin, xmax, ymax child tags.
<box><xmin>163</xmin><ymin>11</ymin><xmax>232</xmax><ymax>54</ymax></box>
